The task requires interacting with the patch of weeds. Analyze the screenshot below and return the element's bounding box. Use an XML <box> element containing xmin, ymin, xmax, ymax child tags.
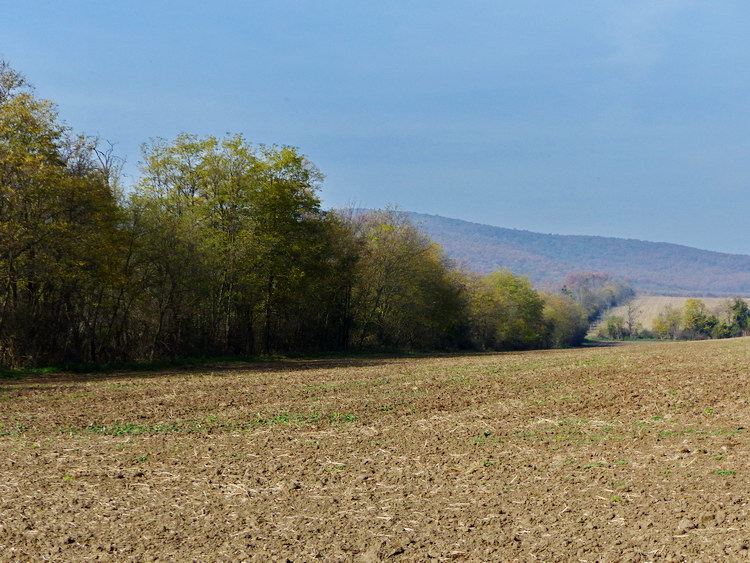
<box><xmin>0</xmin><ymin>423</ymin><xmax>28</xmax><ymax>437</ymax></box>
<box><xmin>446</xmin><ymin>375</ymin><xmax>471</xmax><ymax>384</ymax></box>
<box><xmin>136</xmin><ymin>455</ymin><xmax>149</xmax><ymax>462</ymax></box>
<box><xmin>256</xmin><ymin>411</ymin><xmax>320</xmax><ymax>426</ymax></box>
<box><xmin>658</xmin><ymin>430</ymin><xmax>679</xmax><ymax>437</ymax></box>
<box><xmin>610</xmin><ymin>495</ymin><xmax>622</xmax><ymax>503</ymax></box>
<box><xmin>583</xmin><ymin>462</ymin><xmax>607</xmax><ymax>469</ymax></box>
<box><xmin>557</xmin><ymin>418</ymin><xmax>583</xmax><ymax>429</ymax></box>
<box><xmin>714</xmin><ymin>470</ymin><xmax>737</xmax><ymax>476</ymax></box>
<box><xmin>658</xmin><ymin>427</ymin><xmax>742</xmax><ymax>439</ymax></box>
<box><xmin>218</xmin><ymin>452</ymin><xmax>245</xmax><ymax>459</ymax></box>
<box><xmin>716</xmin><ymin>428</ymin><xmax>744</xmax><ymax>436</ymax></box>
<box><xmin>246</xmin><ymin>410</ymin><xmax>354</xmax><ymax>428</ymax></box>
<box><xmin>0</xmin><ymin>366</ymin><xmax>58</xmax><ymax>379</ymax></box>
<box><xmin>483</xmin><ymin>460</ymin><xmax>497</xmax><ymax>467</ymax></box>
<box><xmin>63</xmin><ymin>475</ymin><xmax>75</xmax><ymax>482</ymax></box>
<box><xmin>329</xmin><ymin>412</ymin><xmax>357</xmax><ymax>423</ymax></box>
<box><xmin>651</xmin><ymin>416</ymin><xmax>664</xmax><ymax>421</ymax></box>
<box><xmin>613</xmin><ymin>459</ymin><xmax>628</xmax><ymax>466</ymax></box>
<box><xmin>705</xmin><ymin>407</ymin><xmax>715</xmax><ymax>415</ymax></box>
<box><xmin>553</xmin><ymin>393</ymin><xmax>580</xmax><ymax>403</ymax></box>
<box><xmin>304</xmin><ymin>440</ymin><xmax>326</xmax><ymax>449</ymax></box>
<box><xmin>376</xmin><ymin>405</ymin><xmax>393</xmax><ymax>412</ymax></box>
<box><xmin>109</xmin><ymin>423</ymin><xmax>145</xmax><ymax>435</ymax></box>
<box><xmin>105</xmin><ymin>382</ymin><xmax>137</xmax><ymax>389</ymax></box>
<box><xmin>715</xmin><ymin>455</ymin><xmax>726</xmax><ymax>460</ymax></box>
<box><xmin>268</xmin><ymin>412</ymin><xmax>302</xmax><ymax>425</ymax></box>
<box><xmin>72</xmin><ymin>408</ymin><xmax>360</xmax><ymax>437</ymax></box>
<box><xmin>327</xmin><ymin>464</ymin><xmax>346</xmax><ymax>472</ymax></box>
<box><xmin>475</xmin><ymin>431</ymin><xmax>501</xmax><ymax>446</ymax></box>
<box><xmin>84</xmin><ymin>422</ymin><xmax>182</xmax><ymax>436</ymax></box>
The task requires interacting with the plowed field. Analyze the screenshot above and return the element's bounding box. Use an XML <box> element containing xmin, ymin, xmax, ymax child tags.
<box><xmin>2</xmin><ymin>339</ymin><xmax>750</xmax><ymax>561</ymax></box>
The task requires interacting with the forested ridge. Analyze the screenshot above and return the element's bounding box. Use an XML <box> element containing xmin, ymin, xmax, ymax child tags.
<box><xmin>0</xmin><ymin>61</ymin><xmax>629</xmax><ymax>368</ymax></box>
<box><xmin>410</xmin><ymin>212</ymin><xmax>750</xmax><ymax>295</ymax></box>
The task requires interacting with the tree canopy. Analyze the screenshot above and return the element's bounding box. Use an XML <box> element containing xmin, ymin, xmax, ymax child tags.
<box><xmin>0</xmin><ymin>59</ymin><xmax>658</xmax><ymax>368</ymax></box>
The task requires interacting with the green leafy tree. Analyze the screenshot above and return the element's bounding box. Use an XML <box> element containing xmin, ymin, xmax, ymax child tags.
<box><xmin>135</xmin><ymin>134</ymin><xmax>333</xmax><ymax>356</ymax></box>
<box><xmin>653</xmin><ymin>305</ymin><xmax>682</xmax><ymax>340</ymax></box>
<box><xmin>350</xmin><ymin>209</ymin><xmax>468</xmax><ymax>350</ymax></box>
<box><xmin>0</xmin><ymin>59</ymin><xmax>124</xmax><ymax>367</ymax></box>
<box><xmin>470</xmin><ymin>270</ymin><xmax>546</xmax><ymax>350</ymax></box>
<box><xmin>604</xmin><ymin>315</ymin><xmax>626</xmax><ymax>340</ymax></box>
<box><xmin>541</xmin><ymin>293</ymin><xmax>588</xmax><ymax>347</ymax></box>
<box><xmin>682</xmin><ymin>298</ymin><xmax>718</xmax><ymax>340</ymax></box>
<box><xmin>726</xmin><ymin>297</ymin><xmax>750</xmax><ymax>337</ymax></box>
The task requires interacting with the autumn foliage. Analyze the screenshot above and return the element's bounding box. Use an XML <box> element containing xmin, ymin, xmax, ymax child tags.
<box><xmin>0</xmin><ymin>61</ymin><xmax>599</xmax><ymax>367</ymax></box>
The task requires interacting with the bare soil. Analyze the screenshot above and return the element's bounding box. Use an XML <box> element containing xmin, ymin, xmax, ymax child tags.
<box><xmin>2</xmin><ymin>339</ymin><xmax>750</xmax><ymax>561</ymax></box>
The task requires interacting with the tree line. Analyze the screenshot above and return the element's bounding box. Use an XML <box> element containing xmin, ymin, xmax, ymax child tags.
<box><xmin>596</xmin><ymin>297</ymin><xmax>750</xmax><ymax>341</ymax></box>
<box><xmin>1</xmin><ymin>60</ymin><xmax>627</xmax><ymax>368</ymax></box>
<box><xmin>651</xmin><ymin>298</ymin><xmax>750</xmax><ymax>340</ymax></box>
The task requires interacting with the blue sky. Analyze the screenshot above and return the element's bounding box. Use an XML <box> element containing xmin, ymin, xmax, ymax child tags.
<box><xmin>2</xmin><ymin>0</ymin><xmax>749</xmax><ymax>253</ymax></box>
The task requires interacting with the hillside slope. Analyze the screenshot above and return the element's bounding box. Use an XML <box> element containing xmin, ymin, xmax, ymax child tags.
<box><xmin>408</xmin><ymin>212</ymin><xmax>750</xmax><ymax>296</ymax></box>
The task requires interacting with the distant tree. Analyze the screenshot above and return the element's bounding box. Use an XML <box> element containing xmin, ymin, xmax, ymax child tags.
<box><xmin>653</xmin><ymin>305</ymin><xmax>682</xmax><ymax>340</ymax></box>
<box><xmin>563</xmin><ymin>272</ymin><xmax>634</xmax><ymax>321</ymax></box>
<box><xmin>726</xmin><ymin>297</ymin><xmax>750</xmax><ymax>337</ymax></box>
<box><xmin>604</xmin><ymin>316</ymin><xmax>626</xmax><ymax>340</ymax></box>
<box><xmin>469</xmin><ymin>270</ymin><xmax>546</xmax><ymax>350</ymax></box>
<box><xmin>625</xmin><ymin>301</ymin><xmax>642</xmax><ymax>338</ymax></box>
<box><xmin>682</xmin><ymin>299</ymin><xmax>718</xmax><ymax>340</ymax></box>
<box><xmin>710</xmin><ymin>322</ymin><xmax>731</xmax><ymax>340</ymax></box>
<box><xmin>349</xmin><ymin>209</ymin><xmax>468</xmax><ymax>350</ymax></box>
<box><xmin>541</xmin><ymin>293</ymin><xmax>588</xmax><ymax>347</ymax></box>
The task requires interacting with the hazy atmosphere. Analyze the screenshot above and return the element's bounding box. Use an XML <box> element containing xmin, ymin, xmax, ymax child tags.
<box><xmin>3</xmin><ymin>0</ymin><xmax>749</xmax><ymax>253</ymax></box>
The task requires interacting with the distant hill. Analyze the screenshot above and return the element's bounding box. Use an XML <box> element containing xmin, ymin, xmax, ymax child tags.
<box><xmin>407</xmin><ymin>212</ymin><xmax>750</xmax><ymax>296</ymax></box>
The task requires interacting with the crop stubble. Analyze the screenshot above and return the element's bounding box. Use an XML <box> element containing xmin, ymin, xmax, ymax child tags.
<box><xmin>2</xmin><ymin>339</ymin><xmax>750</xmax><ymax>561</ymax></box>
